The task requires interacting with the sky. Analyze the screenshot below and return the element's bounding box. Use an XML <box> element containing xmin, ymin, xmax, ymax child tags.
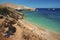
<box><xmin>0</xmin><ymin>0</ymin><xmax>60</xmax><ymax>8</ymax></box>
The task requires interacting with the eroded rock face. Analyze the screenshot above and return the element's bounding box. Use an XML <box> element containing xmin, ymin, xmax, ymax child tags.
<box><xmin>0</xmin><ymin>16</ymin><xmax>16</xmax><ymax>39</ymax></box>
<box><xmin>0</xmin><ymin>5</ymin><xmax>23</xmax><ymax>39</ymax></box>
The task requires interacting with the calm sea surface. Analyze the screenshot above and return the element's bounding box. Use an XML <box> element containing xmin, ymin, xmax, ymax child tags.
<box><xmin>21</xmin><ymin>8</ymin><xmax>60</xmax><ymax>34</ymax></box>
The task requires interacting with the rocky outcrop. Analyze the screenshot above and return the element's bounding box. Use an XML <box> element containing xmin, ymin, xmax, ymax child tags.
<box><xmin>0</xmin><ymin>5</ymin><xmax>24</xmax><ymax>40</ymax></box>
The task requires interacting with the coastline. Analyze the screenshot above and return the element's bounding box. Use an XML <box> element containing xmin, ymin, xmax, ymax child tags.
<box><xmin>0</xmin><ymin>4</ymin><xmax>60</xmax><ymax>40</ymax></box>
<box><xmin>18</xmin><ymin>19</ymin><xmax>60</xmax><ymax>40</ymax></box>
<box><xmin>21</xmin><ymin>10</ymin><xmax>60</xmax><ymax>35</ymax></box>
<box><xmin>23</xmin><ymin>19</ymin><xmax>60</xmax><ymax>35</ymax></box>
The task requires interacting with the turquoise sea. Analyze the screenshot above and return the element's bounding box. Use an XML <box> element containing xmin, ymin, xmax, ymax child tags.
<box><xmin>21</xmin><ymin>8</ymin><xmax>60</xmax><ymax>34</ymax></box>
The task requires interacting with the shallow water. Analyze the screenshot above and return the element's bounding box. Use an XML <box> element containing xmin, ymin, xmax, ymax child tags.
<box><xmin>21</xmin><ymin>8</ymin><xmax>60</xmax><ymax>34</ymax></box>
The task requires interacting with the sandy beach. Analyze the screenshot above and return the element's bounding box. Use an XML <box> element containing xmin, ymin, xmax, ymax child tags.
<box><xmin>14</xmin><ymin>19</ymin><xmax>60</xmax><ymax>40</ymax></box>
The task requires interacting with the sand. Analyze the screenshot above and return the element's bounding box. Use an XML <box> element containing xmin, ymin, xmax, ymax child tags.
<box><xmin>0</xmin><ymin>19</ymin><xmax>60</xmax><ymax>40</ymax></box>
<box><xmin>17</xmin><ymin>20</ymin><xmax>60</xmax><ymax>40</ymax></box>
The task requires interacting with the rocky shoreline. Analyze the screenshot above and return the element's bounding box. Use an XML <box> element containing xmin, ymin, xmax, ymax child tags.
<box><xmin>0</xmin><ymin>5</ymin><xmax>60</xmax><ymax>40</ymax></box>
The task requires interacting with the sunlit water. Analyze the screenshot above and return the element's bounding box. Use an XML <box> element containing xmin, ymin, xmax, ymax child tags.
<box><xmin>21</xmin><ymin>8</ymin><xmax>60</xmax><ymax>34</ymax></box>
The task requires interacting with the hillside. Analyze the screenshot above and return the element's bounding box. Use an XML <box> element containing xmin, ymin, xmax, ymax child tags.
<box><xmin>0</xmin><ymin>5</ymin><xmax>60</xmax><ymax>40</ymax></box>
<box><xmin>1</xmin><ymin>2</ymin><xmax>35</xmax><ymax>11</ymax></box>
